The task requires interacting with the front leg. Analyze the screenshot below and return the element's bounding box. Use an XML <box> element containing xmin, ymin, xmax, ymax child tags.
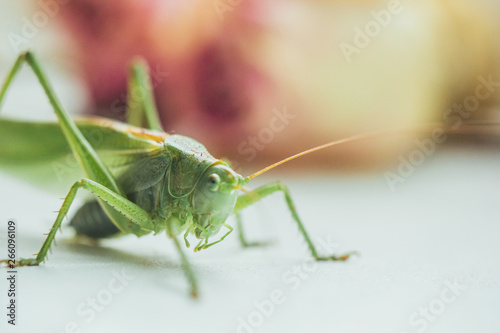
<box><xmin>233</xmin><ymin>181</ymin><xmax>354</xmax><ymax>261</ymax></box>
<box><xmin>235</xmin><ymin>213</ymin><xmax>271</xmax><ymax>248</ymax></box>
<box><xmin>167</xmin><ymin>223</ymin><xmax>199</xmax><ymax>298</ymax></box>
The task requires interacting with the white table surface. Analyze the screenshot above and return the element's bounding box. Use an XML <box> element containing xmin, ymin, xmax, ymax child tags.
<box><xmin>1</xmin><ymin>145</ymin><xmax>499</xmax><ymax>333</ymax></box>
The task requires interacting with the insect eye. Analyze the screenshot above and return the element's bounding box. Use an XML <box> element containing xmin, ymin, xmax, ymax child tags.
<box><xmin>207</xmin><ymin>173</ymin><xmax>221</xmax><ymax>191</ymax></box>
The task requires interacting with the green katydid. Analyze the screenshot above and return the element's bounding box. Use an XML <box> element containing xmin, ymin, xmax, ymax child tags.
<box><xmin>3</xmin><ymin>52</ymin><xmax>491</xmax><ymax>297</ymax></box>
<box><xmin>0</xmin><ymin>51</ymin><xmax>360</xmax><ymax>297</ymax></box>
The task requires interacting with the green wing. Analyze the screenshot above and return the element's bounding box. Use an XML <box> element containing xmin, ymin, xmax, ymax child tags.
<box><xmin>0</xmin><ymin>117</ymin><xmax>170</xmax><ymax>193</ymax></box>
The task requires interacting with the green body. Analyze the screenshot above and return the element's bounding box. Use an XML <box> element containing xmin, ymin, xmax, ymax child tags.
<box><xmin>0</xmin><ymin>116</ymin><xmax>242</xmax><ymax>240</ymax></box>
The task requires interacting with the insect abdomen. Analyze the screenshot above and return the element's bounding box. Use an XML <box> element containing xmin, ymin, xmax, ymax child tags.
<box><xmin>70</xmin><ymin>200</ymin><xmax>121</xmax><ymax>239</ymax></box>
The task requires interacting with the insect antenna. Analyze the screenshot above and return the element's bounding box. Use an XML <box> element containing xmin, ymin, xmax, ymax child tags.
<box><xmin>245</xmin><ymin>122</ymin><xmax>500</xmax><ymax>181</ymax></box>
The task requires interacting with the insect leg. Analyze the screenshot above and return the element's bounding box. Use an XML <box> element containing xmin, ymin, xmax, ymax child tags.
<box><xmin>0</xmin><ymin>178</ymin><xmax>154</xmax><ymax>267</ymax></box>
<box><xmin>125</xmin><ymin>59</ymin><xmax>163</xmax><ymax>131</ymax></box>
<box><xmin>0</xmin><ymin>51</ymin><xmax>136</xmax><ymax>233</ymax></box>
<box><xmin>233</xmin><ymin>182</ymin><xmax>354</xmax><ymax>261</ymax></box>
<box><xmin>167</xmin><ymin>224</ymin><xmax>199</xmax><ymax>298</ymax></box>
<box><xmin>0</xmin><ymin>52</ymin><xmax>119</xmax><ymax>192</ymax></box>
<box><xmin>235</xmin><ymin>213</ymin><xmax>271</xmax><ymax>247</ymax></box>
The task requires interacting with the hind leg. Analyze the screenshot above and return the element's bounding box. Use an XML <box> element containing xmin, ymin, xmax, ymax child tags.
<box><xmin>125</xmin><ymin>59</ymin><xmax>164</xmax><ymax>131</ymax></box>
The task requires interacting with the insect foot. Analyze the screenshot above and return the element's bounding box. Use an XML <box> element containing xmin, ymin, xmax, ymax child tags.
<box><xmin>241</xmin><ymin>240</ymin><xmax>274</xmax><ymax>248</ymax></box>
<box><xmin>0</xmin><ymin>258</ymin><xmax>39</xmax><ymax>267</ymax></box>
<box><xmin>17</xmin><ymin>258</ymin><xmax>39</xmax><ymax>266</ymax></box>
<box><xmin>315</xmin><ymin>251</ymin><xmax>359</xmax><ymax>261</ymax></box>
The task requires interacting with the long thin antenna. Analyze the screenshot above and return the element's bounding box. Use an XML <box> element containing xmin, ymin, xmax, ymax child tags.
<box><xmin>245</xmin><ymin>122</ymin><xmax>500</xmax><ymax>181</ymax></box>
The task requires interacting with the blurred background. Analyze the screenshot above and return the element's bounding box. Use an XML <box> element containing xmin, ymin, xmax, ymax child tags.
<box><xmin>2</xmin><ymin>0</ymin><xmax>500</xmax><ymax>174</ymax></box>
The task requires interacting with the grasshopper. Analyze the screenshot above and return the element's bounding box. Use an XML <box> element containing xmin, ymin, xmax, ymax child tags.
<box><xmin>0</xmin><ymin>51</ymin><xmax>357</xmax><ymax>297</ymax></box>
